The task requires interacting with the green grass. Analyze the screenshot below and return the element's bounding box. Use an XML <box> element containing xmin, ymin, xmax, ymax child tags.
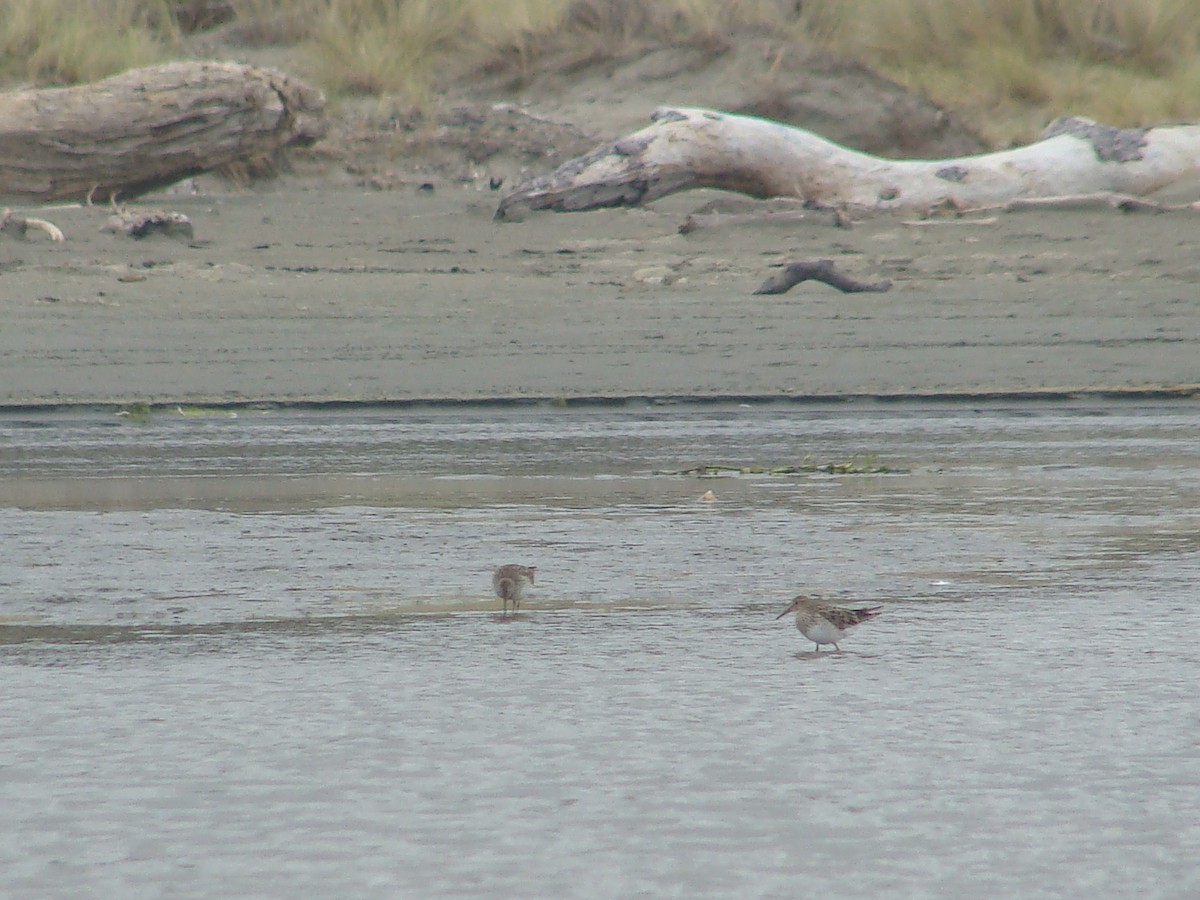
<box><xmin>3</xmin><ymin>0</ymin><xmax>1198</xmax><ymax>147</ymax></box>
<box><xmin>115</xmin><ymin>401</ymin><xmax>154</xmax><ymax>423</ymax></box>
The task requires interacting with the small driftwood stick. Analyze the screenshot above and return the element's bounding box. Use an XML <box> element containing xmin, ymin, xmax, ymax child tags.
<box><xmin>754</xmin><ymin>259</ymin><xmax>892</xmax><ymax>295</ymax></box>
<box><xmin>902</xmin><ymin>216</ymin><xmax>999</xmax><ymax>227</ymax></box>
<box><xmin>960</xmin><ymin>192</ymin><xmax>1200</xmax><ymax>215</ymax></box>
<box><xmin>0</xmin><ymin>207</ymin><xmax>66</xmax><ymax>241</ymax></box>
<box><xmin>0</xmin><ymin>61</ymin><xmax>325</xmax><ymax>202</ymax></box>
<box><xmin>679</xmin><ymin>207</ymin><xmax>813</xmax><ymax>234</ymax></box>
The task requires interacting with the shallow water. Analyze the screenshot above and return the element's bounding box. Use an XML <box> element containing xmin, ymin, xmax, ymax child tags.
<box><xmin>2</xmin><ymin>402</ymin><xmax>1199</xmax><ymax>898</ymax></box>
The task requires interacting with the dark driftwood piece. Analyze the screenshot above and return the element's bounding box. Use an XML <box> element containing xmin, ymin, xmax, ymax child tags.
<box><xmin>102</xmin><ymin>210</ymin><xmax>194</xmax><ymax>240</ymax></box>
<box><xmin>0</xmin><ymin>61</ymin><xmax>325</xmax><ymax>202</ymax></box>
<box><xmin>496</xmin><ymin>108</ymin><xmax>1200</xmax><ymax>220</ymax></box>
<box><xmin>754</xmin><ymin>259</ymin><xmax>892</xmax><ymax>295</ymax></box>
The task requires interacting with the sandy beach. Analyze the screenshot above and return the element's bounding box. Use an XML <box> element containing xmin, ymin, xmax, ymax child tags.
<box><xmin>2</xmin><ymin>8</ymin><xmax>1199</xmax><ymax>410</ymax></box>
<box><xmin>2</xmin><ymin>176</ymin><xmax>1198</xmax><ymax>407</ymax></box>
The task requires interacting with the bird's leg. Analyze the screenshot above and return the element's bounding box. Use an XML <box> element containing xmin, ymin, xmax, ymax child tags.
<box><xmin>833</xmin><ymin>643</ymin><xmax>841</xmax><ymax>651</ymax></box>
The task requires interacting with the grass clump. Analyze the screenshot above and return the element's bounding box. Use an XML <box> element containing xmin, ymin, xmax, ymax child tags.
<box><xmin>116</xmin><ymin>401</ymin><xmax>155</xmax><ymax>423</ymax></box>
<box><xmin>802</xmin><ymin>0</ymin><xmax>1200</xmax><ymax>144</ymax></box>
<box><xmin>0</xmin><ymin>0</ymin><xmax>177</xmax><ymax>85</ymax></box>
<box><xmin>309</xmin><ymin>0</ymin><xmax>479</xmax><ymax>100</ymax></box>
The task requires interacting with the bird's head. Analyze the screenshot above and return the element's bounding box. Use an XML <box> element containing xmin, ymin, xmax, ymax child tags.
<box><xmin>775</xmin><ymin>595</ymin><xmax>807</xmax><ymax>619</ymax></box>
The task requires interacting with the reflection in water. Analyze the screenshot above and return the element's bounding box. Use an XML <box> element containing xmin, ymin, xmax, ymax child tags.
<box><xmin>2</xmin><ymin>402</ymin><xmax>1199</xmax><ymax>896</ymax></box>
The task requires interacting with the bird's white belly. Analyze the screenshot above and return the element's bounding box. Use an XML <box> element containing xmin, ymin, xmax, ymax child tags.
<box><xmin>799</xmin><ymin>619</ymin><xmax>843</xmax><ymax>645</ymax></box>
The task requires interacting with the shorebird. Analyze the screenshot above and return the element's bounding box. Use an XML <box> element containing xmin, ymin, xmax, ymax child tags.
<box><xmin>492</xmin><ymin>564</ymin><xmax>536</xmax><ymax>616</ymax></box>
<box><xmin>776</xmin><ymin>595</ymin><xmax>882</xmax><ymax>651</ymax></box>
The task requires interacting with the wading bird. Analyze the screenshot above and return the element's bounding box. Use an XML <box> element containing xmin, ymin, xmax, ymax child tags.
<box><xmin>776</xmin><ymin>595</ymin><xmax>881</xmax><ymax>651</ymax></box>
<box><xmin>492</xmin><ymin>564</ymin><xmax>536</xmax><ymax>616</ymax></box>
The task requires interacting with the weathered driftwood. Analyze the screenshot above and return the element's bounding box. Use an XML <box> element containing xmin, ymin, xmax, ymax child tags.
<box><xmin>960</xmin><ymin>192</ymin><xmax>1200</xmax><ymax>215</ymax></box>
<box><xmin>678</xmin><ymin>198</ymin><xmax>811</xmax><ymax>234</ymax></box>
<box><xmin>0</xmin><ymin>208</ymin><xmax>66</xmax><ymax>241</ymax></box>
<box><xmin>0</xmin><ymin>61</ymin><xmax>325</xmax><ymax>202</ymax></box>
<box><xmin>496</xmin><ymin>108</ymin><xmax>1200</xmax><ymax>220</ymax></box>
<box><xmin>754</xmin><ymin>259</ymin><xmax>892</xmax><ymax>295</ymax></box>
<box><xmin>102</xmin><ymin>209</ymin><xmax>194</xmax><ymax>240</ymax></box>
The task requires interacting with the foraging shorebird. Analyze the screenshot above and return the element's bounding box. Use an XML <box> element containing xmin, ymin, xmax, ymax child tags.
<box><xmin>492</xmin><ymin>564</ymin><xmax>536</xmax><ymax>616</ymax></box>
<box><xmin>776</xmin><ymin>595</ymin><xmax>882</xmax><ymax>651</ymax></box>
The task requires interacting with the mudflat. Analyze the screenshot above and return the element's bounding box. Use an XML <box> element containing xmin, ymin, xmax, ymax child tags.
<box><xmin>2</xmin><ymin>182</ymin><xmax>1198</xmax><ymax>406</ymax></box>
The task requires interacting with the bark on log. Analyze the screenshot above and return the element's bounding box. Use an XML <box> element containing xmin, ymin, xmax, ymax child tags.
<box><xmin>496</xmin><ymin>108</ymin><xmax>1200</xmax><ymax>220</ymax></box>
<box><xmin>0</xmin><ymin>61</ymin><xmax>325</xmax><ymax>202</ymax></box>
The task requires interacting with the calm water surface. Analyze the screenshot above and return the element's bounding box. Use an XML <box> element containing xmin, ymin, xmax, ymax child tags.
<box><xmin>2</xmin><ymin>402</ymin><xmax>1198</xmax><ymax>898</ymax></box>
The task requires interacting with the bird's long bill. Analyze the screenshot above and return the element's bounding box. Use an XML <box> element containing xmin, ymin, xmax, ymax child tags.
<box><xmin>775</xmin><ymin>602</ymin><xmax>796</xmax><ymax>620</ymax></box>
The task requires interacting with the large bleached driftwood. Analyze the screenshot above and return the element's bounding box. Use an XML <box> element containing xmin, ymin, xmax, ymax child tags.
<box><xmin>496</xmin><ymin>107</ymin><xmax>1200</xmax><ymax>220</ymax></box>
<box><xmin>0</xmin><ymin>61</ymin><xmax>325</xmax><ymax>202</ymax></box>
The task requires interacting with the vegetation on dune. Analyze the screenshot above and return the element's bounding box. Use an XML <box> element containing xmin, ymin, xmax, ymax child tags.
<box><xmin>1</xmin><ymin>0</ymin><xmax>1198</xmax><ymax>146</ymax></box>
<box><xmin>0</xmin><ymin>0</ymin><xmax>178</xmax><ymax>85</ymax></box>
<box><xmin>821</xmin><ymin>0</ymin><xmax>1200</xmax><ymax>145</ymax></box>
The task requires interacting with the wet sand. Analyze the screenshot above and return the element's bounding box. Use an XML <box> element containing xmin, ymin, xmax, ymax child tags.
<box><xmin>2</xmin><ymin>181</ymin><xmax>1198</xmax><ymax>406</ymax></box>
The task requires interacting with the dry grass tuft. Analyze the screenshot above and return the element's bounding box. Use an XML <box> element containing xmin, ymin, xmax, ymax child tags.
<box><xmin>310</xmin><ymin>0</ymin><xmax>452</xmax><ymax>98</ymax></box>
<box><xmin>0</xmin><ymin>0</ymin><xmax>178</xmax><ymax>85</ymax></box>
<box><xmin>806</xmin><ymin>0</ymin><xmax>1200</xmax><ymax>143</ymax></box>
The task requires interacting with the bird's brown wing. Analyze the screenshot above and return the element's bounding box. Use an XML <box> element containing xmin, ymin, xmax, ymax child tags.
<box><xmin>823</xmin><ymin>605</ymin><xmax>883</xmax><ymax>629</ymax></box>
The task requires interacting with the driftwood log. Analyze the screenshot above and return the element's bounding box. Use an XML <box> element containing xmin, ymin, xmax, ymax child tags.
<box><xmin>496</xmin><ymin>108</ymin><xmax>1200</xmax><ymax>220</ymax></box>
<box><xmin>0</xmin><ymin>61</ymin><xmax>325</xmax><ymax>202</ymax></box>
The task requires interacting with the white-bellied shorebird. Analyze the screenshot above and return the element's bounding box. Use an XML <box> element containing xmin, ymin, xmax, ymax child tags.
<box><xmin>776</xmin><ymin>595</ymin><xmax>882</xmax><ymax>651</ymax></box>
<box><xmin>492</xmin><ymin>564</ymin><xmax>536</xmax><ymax>616</ymax></box>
